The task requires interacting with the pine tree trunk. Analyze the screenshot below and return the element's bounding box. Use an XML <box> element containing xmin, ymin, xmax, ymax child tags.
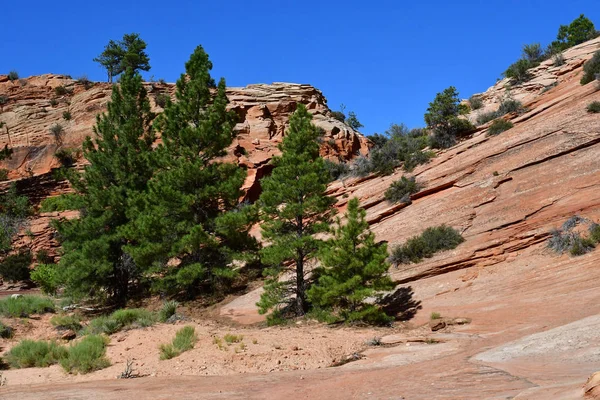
<box><xmin>295</xmin><ymin>251</ymin><xmax>306</xmax><ymax>315</ymax></box>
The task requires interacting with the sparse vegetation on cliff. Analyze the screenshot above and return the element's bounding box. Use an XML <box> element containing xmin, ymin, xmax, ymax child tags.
<box><xmin>390</xmin><ymin>225</ymin><xmax>464</xmax><ymax>265</ymax></box>
<box><xmin>588</xmin><ymin>101</ymin><xmax>600</xmax><ymax>113</ymax></box>
<box><xmin>385</xmin><ymin>176</ymin><xmax>420</xmax><ymax>204</ymax></box>
<box><xmin>581</xmin><ymin>50</ymin><xmax>600</xmax><ymax>85</ymax></box>
<box><xmin>425</xmin><ymin>86</ymin><xmax>474</xmax><ymax>148</ymax></box>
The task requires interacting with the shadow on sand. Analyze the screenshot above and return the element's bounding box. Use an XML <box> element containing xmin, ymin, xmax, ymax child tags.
<box><xmin>380</xmin><ymin>286</ymin><xmax>422</xmax><ymax>321</ymax></box>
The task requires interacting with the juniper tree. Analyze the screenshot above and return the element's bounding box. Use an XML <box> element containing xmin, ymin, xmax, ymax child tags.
<box><xmin>124</xmin><ymin>46</ymin><xmax>257</xmax><ymax>297</ymax></box>
<box><xmin>256</xmin><ymin>104</ymin><xmax>336</xmax><ymax>321</ymax></box>
<box><xmin>308</xmin><ymin>198</ymin><xmax>394</xmax><ymax>324</ymax></box>
<box><xmin>54</xmin><ymin>69</ymin><xmax>155</xmax><ymax>304</ymax></box>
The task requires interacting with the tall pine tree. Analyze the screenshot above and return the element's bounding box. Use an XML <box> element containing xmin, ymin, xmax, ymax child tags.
<box><xmin>55</xmin><ymin>69</ymin><xmax>155</xmax><ymax>304</ymax></box>
<box><xmin>124</xmin><ymin>46</ymin><xmax>257</xmax><ymax>297</ymax></box>
<box><xmin>257</xmin><ymin>104</ymin><xmax>336</xmax><ymax>321</ymax></box>
<box><xmin>308</xmin><ymin>198</ymin><xmax>395</xmax><ymax>324</ymax></box>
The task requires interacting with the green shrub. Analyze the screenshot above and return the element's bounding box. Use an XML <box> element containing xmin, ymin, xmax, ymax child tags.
<box><xmin>390</xmin><ymin>225</ymin><xmax>465</xmax><ymax>265</ymax></box>
<box><xmin>31</xmin><ymin>263</ymin><xmax>60</xmax><ymax>295</ymax></box>
<box><xmin>469</xmin><ymin>95</ymin><xmax>483</xmax><ymax>110</ymax></box>
<box><xmin>548</xmin><ymin>217</ymin><xmax>599</xmax><ymax>256</ymax></box>
<box><xmin>581</xmin><ymin>51</ymin><xmax>600</xmax><ymax>85</ymax></box>
<box><xmin>86</xmin><ymin>308</ymin><xmax>156</xmax><ymax>335</ymax></box>
<box><xmin>39</xmin><ymin>193</ymin><xmax>85</xmax><ymax>213</ymax></box>
<box><xmin>49</xmin><ymin>98</ymin><xmax>58</xmax><ymax>107</ymax></box>
<box><xmin>487</xmin><ymin>119</ymin><xmax>514</xmax><ymax>136</ymax></box>
<box><xmin>430</xmin><ymin>312</ymin><xmax>441</xmax><ymax>320</ymax></box>
<box><xmin>0</xmin><ymin>321</ymin><xmax>13</xmax><ymax>338</ymax></box>
<box><xmin>0</xmin><ymin>295</ymin><xmax>55</xmax><ymax>317</ymax></box>
<box><xmin>158</xmin><ymin>300</ymin><xmax>179</xmax><ymax>322</ymax></box>
<box><xmin>323</xmin><ymin>159</ymin><xmax>350</xmax><ymax>181</ymax></box>
<box><xmin>476</xmin><ymin>98</ymin><xmax>523</xmax><ymax>126</ymax></box>
<box><xmin>159</xmin><ymin>326</ymin><xmax>197</xmax><ymax>360</ymax></box>
<box><xmin>223</xmin><ymin>333</ymin><xmax>243</xmax><ymax>344</ymax></box>
<box><xmin>0</xmin><ymin>169</ymin><xmax>8</xmax><ymax>181</ymax></box>
<box><xmin>522</xmin><ymin>43</ymin><xmax>544</xmax><ymax>63</ymax></box>
<box><xmin>5</xmin><ymin>339</ymin><xmax>67</xmax><ymax>368</ymax></box>
<box><xmin>553</xmin><ymin>53</ymin><xmax>565</xmax><ymax>67</ymax></box>
<box><xmin>570</xmin><ymin>236</ymin><xmax>596</xmax><ymax>256</ymax></box>
<box><xmin>7</xmin><ymin>71</ymin><xmax>18</xmax><ymax>82</ymax></box>
<box><xmin>504</xmin><ymin>58</ymin><xmax>538</xmax><ymax>83</ymax></box>
<box><xmin>76</xmin><ymin>75</ymin><xmax>93</xmax><ymax>90</ymax></box>
<box><xmin>384</xmin><ymin>176</ymin><xmax>420</xmax><ymax>204</ymax></box>
<box><xmin>0</xmin><ymin>251</ymin><xmax>31</xmax><ymax>282</ymax></box>
<box><xmin>154</xmin><ymin>93</ymin><xmax>169</xmax><ymax>108</ymax></box>
<box><xmin>60</xmin><ymin>335</ymin><xmax>110</xmax><ymax>374</ymax></box>
<box><xmin>54</xmin><ymin>86</ymin><xmax>69</xmax><ymax>96</ymax></box>
<box><xmin>49</xmin><ymin>123</ymin><xmax>65</xmax><ymax>146</ymax></box>
<box><xmin>330</xmin><ymin>111</ymin><xmax>346</xmax><ymax>123</ymax></box>
<box><xmin>62</xmin><ymin>110</ymin><xmax>72</xmax><ymax>121</ymax></box>
<box><xmin>590</xmin><ymin>224</ymin><xmax>600</xmax><ymax>243</ymax></box>
<box><xmin>50</xmin><ymin>314</ymin><xmax>82</xmax><ymax>331</ymax></box>
<box><xmin>0</xmin><ymin>95</ymin><xmax>8</xmax><ymax>106</ymax></box>
<box><xmin>55</xmin><ymin>148</ymin><xmax>80</xmax><ymax>167</ymax></box>
<box><xmin>587</xmin><ymin>101</ymin><xmax>600</xmax><ymax>113</ymax></box>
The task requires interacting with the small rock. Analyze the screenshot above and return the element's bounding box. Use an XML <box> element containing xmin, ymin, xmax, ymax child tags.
<box><xmin>453</xmin><ymin>318</ymin><xmax>470</xmax><ymax>325</ymax></box>
<box><xmin>429</xmin><ymin>320</ymin><xmax>446</xmax><ymax>332</ymax></box>
<box><xmin>60</xmin><ymin>330</ymin><xmax>77</xmax><ymax>341</ymax></box>
<box><xmin>10</xmin><ymin>294</ymin><xmax>22</xmax><ymax>299</ymax></box>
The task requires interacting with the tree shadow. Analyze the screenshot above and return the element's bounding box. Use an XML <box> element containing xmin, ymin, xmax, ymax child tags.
<box><xmin>379</xmin><ymin>286</ymin><xmax>422</xmax><ymax>321</ymax></box>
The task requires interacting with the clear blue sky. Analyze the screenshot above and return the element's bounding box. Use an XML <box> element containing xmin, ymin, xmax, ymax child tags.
<box><xmin>2</xmin><ymin>1</ymin><xmax>599</xmax><ymax>135</ymax></box>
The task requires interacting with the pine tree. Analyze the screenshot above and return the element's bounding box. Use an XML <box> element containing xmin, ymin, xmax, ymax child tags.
<box><xmin>93</xmin><ymin>33</ymin><xmax>151</xmax><ymax>83</ymax></box>
<box><xmin>308</xmin><ymin>198</ymin><xmax>394</xmax><ymax>324</ymax></box>
<box><xmin>93</xmin><ymin>40</ymin><xmax>124</xmax><ymax>83</ymax></box>
<box><xmin>124</xmin><ymin>46</ymin><xmax>257</xmax><ymax>297</ymax></box>
<box><xmin>425</xmin><ymin>86</ymin><xmax>473</xmax><ymax>149</ymax></box>
<box><xmin>257</xmin><ymin>104</ymin><xmax>336</xmax><ymax>321</ymax></box>
<box><xmin>55</xmin><ymin>69</ymin><xmax>155</xmax><ymax>304</ymax></box>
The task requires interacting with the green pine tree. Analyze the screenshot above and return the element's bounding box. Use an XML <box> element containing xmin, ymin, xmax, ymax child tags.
<box><xmin>308</xmin><ymin>198</ymin><xmax>394</xmax><ymax>324</ymax></box>
<box><xmin>55</xmin><ymin>69</ymin><xmax>156</xmax><ymax>304</ymax></box>
<box><xmin>124</xmin><ymin>46</ymin><xmax>257</xmax><ymax>297</ymax></box>
<box><xmin>257</xmin><ymin>104</ymin><xmax>336</xmax><ymax>321</ymax></box>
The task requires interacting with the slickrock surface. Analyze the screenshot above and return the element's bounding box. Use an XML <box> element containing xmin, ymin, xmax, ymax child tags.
<box><xmin>2</xmin><ymin>38</ymin><xmax>600</xmax><ymax>400</ymax></box>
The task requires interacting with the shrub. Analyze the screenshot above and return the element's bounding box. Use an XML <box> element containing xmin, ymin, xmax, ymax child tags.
<box><xmin>504</xmin><ymin>59</ymin><xmax>537</xmax><ymax>83</ymax></box>
<box><xmin>36</xmin><ymin>249</ymin><xmax>53</xmax><ymax>264</ymax></box>
<box><xmin>154</xmin><ymin>93</ymin><xmax>169</xmax><ymax>108</ymax></box>
<box><xmin>0</xmin><ymin>321</ymin><xmax>13</xmax><ymax>338</ymax></box>
<box><xmin>587</xmin><ymin>101</ymin><xmax>600</xmax><ymax>113</ymax></box>
<box><xmin>390</xmin><ymin>225</ymin><xmax>465</xmax><ymax>265</ymax></box>
<box><xmin>384</xmin><ymin>176</ymin><xmax>420</xmax><ymax>204</ymax></box>
<box><xmin>223</xmin><ymin>333</ymin><xmax>243</xmax><ymax>344</ymax></box>
<box><xmin>50</xmin><ymin>314</ymin><xmax>82</xmax><ymax>331</ymax></box>
<box><xmin>86</xmin><ymin>308</ymin><xmax>156</xmax><ymax>335</ymax></box>
<box><xmin>476</xmin><ymin>110</ymin><xmax>498</xmax><ymax>125</ymax></box>
<box><xmin>0</xmin><ymin>251</ymin><xmax>32</xmax><ymax>282</ymax></box>
<box><xmin>0</xmin><ymin>295</ymin><xmax>55</xmax><ymax>317</ymax></box>
<box><xmin>330</xmin><ymin>111</ymin><xmax>346</xmax><ymax>123</ymax></box>
<box><xmin>55</xmin><ymin>148</ymin><xmax>80</xmax><ymax>167</ymax></box>
<box><xmin>159</xmin><ymin>326</ymin><xmax>197</xmax><ymax>360</ymax></box>
<box><xmin>553</xmin><ymin>53</ymin><xmax>565</xmax><ymax>67</ymax></box>
<box><xmin>49</xmin><ymin>123</ymin><xmax>65</xmax><ymax>146</ymax></box>
<box><xmin>158</xmin><ymin>300</ymin><xmax>178</xmax><ymax>322</ymax></box>
<box><xmin>458</xmin><ymin>103</ymin><xmax>470</xmax><ymax>115</ymax></box>
<box><xmin>0</xmin><ymin>169</ymin><xmax>8</xmax><ymax>182</ymax></box>
<box><xmin>5</xmin><ymin>339</ymin><xmax>67</xmax><ymax>368</ymax></box>
<box><xmin>7</xmin><ymin>71</ymin><xmax>18</xmax><ymax>82</ymax></box>
<box><xmin>430</xmin><ymin>312</ymin><xmax>441</xmax><ymax>320</ymax></box>
<box><xmin>54</xmin><ymin>86</ymin><xmax>69</xmax><ymax>96</ymax></box>
<box><xmin>498</xmin><ymin>98</ymin><xmax>523</xmax><ymax>115</ymax></box>
<box><xmin>31</xmin><ymin>263</ymin><xmax>60</xmax><ymax>295</ymax></box>
<box><xmin>49</xmin><ymin>98</ymin><xmax>58</xmax><ymax>107</ymax></box>
<box><xmin>323</xmin><ymin>159</ymin><xmax>350</xmax><ymax>181</ymax></box>
<box><xmin>0</xmin><ymin>95</ymin><xmax>8</xmax><ymax>106</ymax></box>
<box><xmin>62</xmin><ymin>110</ymin><xmax>72</xmax><ymax>121</ymax></box>
<box><xmin>469</xmin><ymin>95</ymin><xmax>483</xmax><ymax>110</ymax></box>
<box><xmin>548</xmin><ymin>216</ymin><xmax>599</xmax><ymax>256</ymax></box>
<box><xmin>76</xmin><ymin>75</ymin><xmax>93</xmax><ymax>90</ymax></box>
<box><xmin>590</xmin><ymin>224</ymin><xmax>600</xmax><ymax>243</ymax></box>
<box><xmin>487</xmin><ymin>119</ymin><xmax>514</xmax><ymax>136</ymax></box>
<box><xmin>60</xmin><ymin>335</ymin><xmax>110</xmax><ymax>374</ymax></box>
<box><xmin>345</xmin><ymin>111</ymin><xmax>363</xmax><ymax>130</ymax></box>
<box><xmin>581</xmin><ymin>51</ymin><xmax>600</xmax><ymax>85</ymax></box>
<box><xmin>522</xmin><ymin>43</ymin><xmax>544</xmax><ymax>63</ymax></box>
<box><xmin>425</xmin><ymin>86</ymin><xmax>475</xmax><ymax>149</ymax></box>
<box><xmin>39</xmin><ymin>193</ymin><xmax>85</xmax><ymax>213</ymax></box>
<box><xmin>367</xmin><ymin>133</ymin><xmax>389</xmax><ymax>148</ymax></box>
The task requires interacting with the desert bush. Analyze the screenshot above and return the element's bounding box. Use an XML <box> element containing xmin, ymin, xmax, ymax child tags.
<box><xmin>86</xmin><ymin>308</ymin><xmax>156</xmax><ymax>335</ymax></box>
<box><xmin>49</xmin><ymin>123</ymin><xmax>65</xmax><ymax>146</ymax></box>
<box><xmin>430</xmin><ymin>312</ymin><xmax>441</xmax><ymax>320</ymax></box>
<box><xmin>0</xmin><ymin>96</ymin><xmax>8</xmax><ymax>106</ymax></box>
<box><xmin>54</xmin><ymin>148</ymin><xmax>80</xmax><ymax>167</ymax></box>
<box><xmin>0</xmin><ymin>251</ymin><xmax>32</xmax><ymax>282</ymax></box>
<box><xmin>50</xmin><ymin>314</ymin><xmax>82</xmax><ymax>331</ymax></box>
<box><xmin>330</xmin><ymin>111</ymin><xmax>346</xmax><ymax>123</ymax></box>
<box><xmin>60</xmin><ymin>335</ymin><xmax>110</xmax><ymax>374</ymax></box>
<box><xmin>548</xmin><ymin>216</ymin><xmax>599</xmax><ymax>256</ymax></box>
<box><xmin>0</xmin><ymin>295</ymin><xmax>55</xmax><ymax>317</ymax></box>
<box><xmin>158</xmin><ymin>300</ymin><xmax>178</xmax><ymax>322</ymax></box>
<box><xmin>30</xmin><ymin>263</ymin><xmax>60</xmax><ymax>295</ymax></box>
<box><xmin>487</xmin><ymin>119</ymin><xmax>514</xmax><ymax>136</ymax></box>
<box><xmin>589</xmin><ymin>224</ymin><xmax>600</xmax><ymax>243</ymax></box>
<box><xmin>476</xmin><ymin>98</ymin><xmax>523</xmax><ymax>126</ymax></box>
<box><xmin>323</xmin><ymin>159</ymin><xmax>350</xmax><ymax>181</ymax></box>
<box><xmin>587</xmin><ymin>101</ymin><xmax>600</xmax><ymax>113</ymax></box>
<box><xmin>581</xmin><ymin>51</ymin><xmax>600</xmax><ymax>85</ymax></box>
<box><xmin>504</xmin><ymin>59</ymin><xmax>537</xmax><ymax>83</ymax></box>
<box><xmin>35</xmin><ymin>249</ymin><xmax>53</xmax><ymax>264</ymax></box>
<box><xmin>223</xmin><ymin>333</ymin><xmax>243</xmax><ymax>344</ymax></box>
<box><xmin>159</xmin><ymin>326</ymin><xmax>197</xmax><ymax>360</ymax></box>
<box><xmin>7</xmin><ymin>71</ymin><xmax>18</xmax><ymax>82</ymax></box>
<box><xmin>0</xmin><ymin>321</ymin><xmax>13</xmax><ymax>338</ymax></box>
<box><xmin>553</xmin><ymin>53</ymin><xmax>565</xmax><ymax>67</ymax></box>
<box><xmin>469</xmin><ymin>95</ymin><xmax>483</xmax><ymax>110</ymax></box>
<box><xmin>39</xmin><ymin>193</ymin><xmax>84</xmax><ymax>213</ymax></box>
<box><xmin>384</xmin><ymin>176</ymin><xmax>420</xmax><ymax>204</ymax></box>
<box><xmin>49</xmin><ymin>99</ymin><xmax>58</xmax><ymax>107</ymax></box>
<box><xmin>5</xmin><ymin>339</ymin><xmax>67</xmax><ymax>368</ymax></box>
<box><xmin>458</xmin><ymin>103</ymin><xmax>470</xmax><ymax>115</ymax></box>
<box><xmin>54</xmin><ymin>86</ymin><xmax>69</xmax><ymax>96</ymax></box>
<box><xmin>154</xmin><ymin>93</ymin><xmax>169</xmax><ymax>108</ymax></box>
<box><xmin>367</xmin><ymin>133</ymin><xmax>389</xmax><ymax>148</ymax></box>
<box><xmin>76</xmin><ymin>75</ymin><xmax>93</xmax><ymax>89</ymax></box>
<box><xmin>522</xmin><ymin>43</ymin><xmax>544</xmax><ymax>63</ymax></box>
<box><xmin>62</xmin><ymin>110</ymin><xmax>72</xmax><ymax>121</ymax></box>
<box><xmin>0</xmin><ymin>169</ymin><xmax>8</xmax><ymax>182</ymax></box>
<box><xmin>476</xmin><ymin>110</ymin><xmax>498</xmax><ymax>125</ymax></box>
<box><xmin>390</xmin><ymin>225</ymin><xmax>464</xmax><ymax>265</ymax></box>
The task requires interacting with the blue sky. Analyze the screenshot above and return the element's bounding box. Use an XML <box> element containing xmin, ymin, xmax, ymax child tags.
<box><xmin>2</xmin><ymin>1</ymin><xmax>599</xmax><ymax>134</ymax></box>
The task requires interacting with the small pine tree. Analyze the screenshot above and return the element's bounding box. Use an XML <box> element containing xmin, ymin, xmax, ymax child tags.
<box><xmin>425</xmin><ymin>86</ymin><xmax>473</xmax><ymax>149</ymax></box>
<box><xmin>257</xmin><ymin>104</ymin><xmax>336</xmax><ymax>321</ymax></box>
<box><xmin>124</xmin><ymin>46</ymin><xmax>257</xmax><ymax>297</ymax></box>
<box><xmin>308</xmin><ymin>198</ymin><xmax>394</xmax><ymax>324</ymax></box>
<box><xmin>54</xmin><ymin>69</ymin><xmax>155</xmax><ymax>304</ymax></box>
